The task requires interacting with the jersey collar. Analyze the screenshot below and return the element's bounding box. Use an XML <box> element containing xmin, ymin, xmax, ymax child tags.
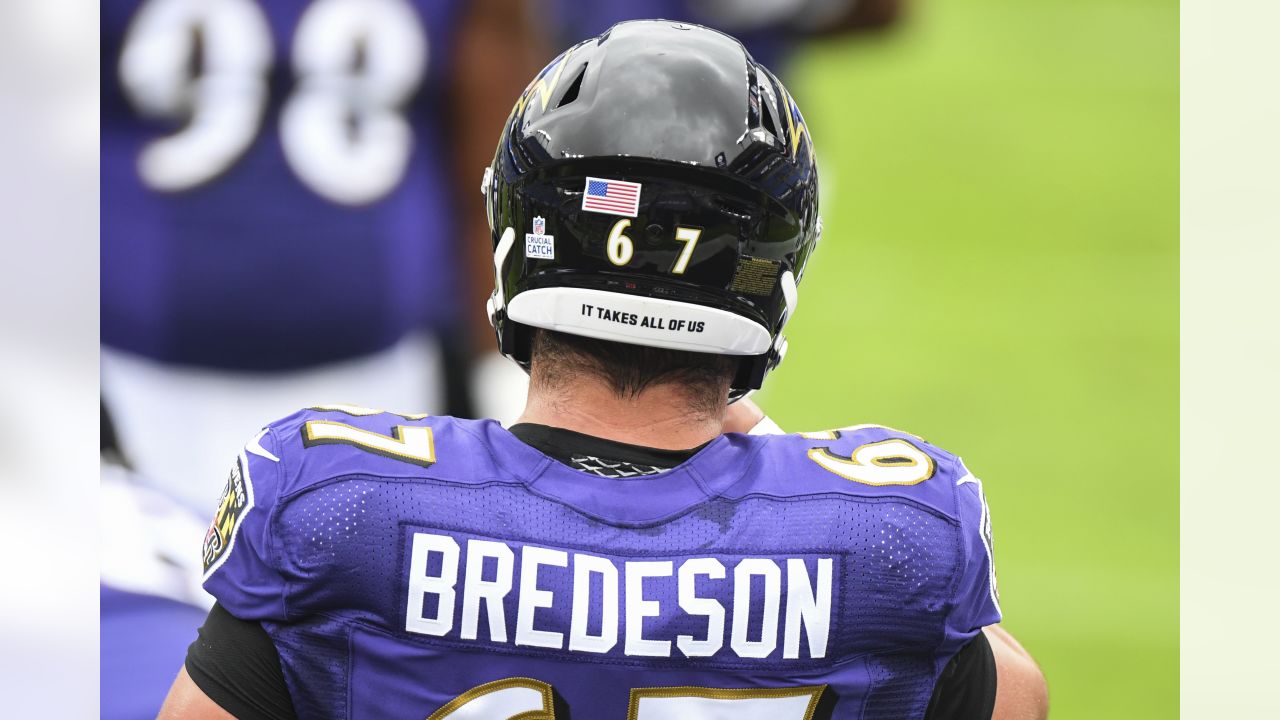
<box><xmin>483</xmin><ymin>421</ymin><xmax>765</xmax><ymax>527</ymax></box>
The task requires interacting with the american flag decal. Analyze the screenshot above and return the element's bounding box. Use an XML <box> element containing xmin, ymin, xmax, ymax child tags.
<box><xmin>581</xmin><ymin>177</ymin><xmax>641</xmax><ymax>217</ymax></box>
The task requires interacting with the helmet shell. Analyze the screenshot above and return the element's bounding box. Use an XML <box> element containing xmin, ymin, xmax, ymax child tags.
<box><xmin>485</xmin><ymin>19</ymin><xmax>820</xmax><ymax>393</ymax></box>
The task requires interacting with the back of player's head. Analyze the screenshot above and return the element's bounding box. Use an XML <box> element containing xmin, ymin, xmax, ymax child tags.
<box><xmin>530</xmin><ymin>328</ymin><xmax>737</xmax><ymax>417</ymax></box>
<box><xmin>484</xmin><ymin>19</ymin><xmax>820</xmax><ymax>399</ymax></box>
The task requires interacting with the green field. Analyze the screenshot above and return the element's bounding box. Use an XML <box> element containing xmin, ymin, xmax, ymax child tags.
<box><xmin>759</xmin><ymin>1</ymin><xmax>1179</xmax><ymax>716</ymax></box>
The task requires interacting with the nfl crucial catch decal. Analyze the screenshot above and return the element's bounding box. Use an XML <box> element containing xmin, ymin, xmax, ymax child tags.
<box><xmin>582</xmin><ymin>177</ymin><xmax>641</xmax><ymax>217</ymax></box>
<box><xmin>202</xmin><ymin>451</ymin><xmax>255</xmax><ymax>578</ymax></box>
<box><xmin>525</xmin><ymin>216</ymin><xmax>555</xmax><ymax>260</ymax></box>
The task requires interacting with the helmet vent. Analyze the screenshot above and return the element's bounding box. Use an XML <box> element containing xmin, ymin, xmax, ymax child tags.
<box><xmin>556</xmin><ymin>64</ymin><xmax>588</xmax><ymax>108</ymax></box>
<box><xmin>759</xmin><ymin>86</ymin><xmax>781</xmax><ymax>140</ymax></box>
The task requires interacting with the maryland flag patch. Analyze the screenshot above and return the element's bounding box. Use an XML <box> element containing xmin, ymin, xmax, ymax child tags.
<box><xmin>202</xmin><ymin>456</ymin><xmax>253</xmax><ymax>577</ymax></box>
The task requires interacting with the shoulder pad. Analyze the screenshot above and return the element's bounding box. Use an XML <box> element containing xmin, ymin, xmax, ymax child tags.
<box><xmin>740</xmin><ymin>424</ymin><xmax>969</xmax><ymax>522</ymax></box>
<box><xmin>203</xmin><ymin>405</ymin><xmax>508</xmax><ymax>620</ymax></box>
<box><xmin>746</xmin><ymin>423</ymin><xmax>1002</xmax><ymax>645</ymax></box>
<box><xmin>263</xmin><ymin>405</ymin><xmax>512</xmax><ymax>496</ymax></box>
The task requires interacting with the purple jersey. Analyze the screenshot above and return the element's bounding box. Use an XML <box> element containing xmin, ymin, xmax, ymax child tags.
<box><xmin>102</xmin><ymin>0</ymin><xmax>466</xmax><ymax>369</ymax></box>
<box><xmin>101</xmin><ymin>585</ymin><xmax>208</xmax><ymax>720</ymax></box>
<box><xmin>547</xmin><ymin>0</ymin><xmax>795</xmax><ymax>72</ymax></box>
<box><xmin>204</xmin><ymin>408</ymin><xmax>1000</xmax><ymax>719</ymax></box>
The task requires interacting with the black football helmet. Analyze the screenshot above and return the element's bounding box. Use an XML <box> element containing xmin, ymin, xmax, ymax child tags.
<box><xmin>484</xmin><ymin>19</ymin><xmax>821</xmax><ymax>396</ymax></box>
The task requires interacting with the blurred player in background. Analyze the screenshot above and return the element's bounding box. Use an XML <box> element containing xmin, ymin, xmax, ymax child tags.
<box><xmin>545</xmin><ymin>0</ymin><xmax>904</xmax><ymax>74</ymax></box>
<box><xmin>101</xmin><ymin>0</ymin><xmax>542</xmax><ymax>511</ymax></box>
<box><xmin>100</xmin><ymin>402</ymin><xmax>213</xmax><ymax>720</ymax></box>
<box><xmin>160</xmin><ymin>21</ymin><xmax>1046</xmax><ymax>719</ymax></box>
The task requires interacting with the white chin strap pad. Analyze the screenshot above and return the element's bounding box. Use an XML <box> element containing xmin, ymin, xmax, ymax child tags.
<box><xmin>507</xmin><ymin>287</ymin><xmax>772</xmax><ymax>355</ymax></box>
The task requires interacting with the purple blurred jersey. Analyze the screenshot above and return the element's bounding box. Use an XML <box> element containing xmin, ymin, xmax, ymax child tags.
<box><xmin>100</xmin><ymin>585</ymin><xmax>207</xmax><ymax>720</ymax></box>
<box><xmin>547</xmin><ymin>0</ymin><xmax>796</xmax><ymax>72</ymax></box>
<box><xmin>204</xmin><ymin>408</ymin><xmax>1000</xmax><ymax>719</ymax></box>
<box><xmin>101</xmin><ymin>0</ymin><xmax>466</xmax><ymax>369</ymax></box>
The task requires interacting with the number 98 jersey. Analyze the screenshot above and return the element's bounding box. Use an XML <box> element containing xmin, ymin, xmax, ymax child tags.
<box><xmin>102</xmin><ymin>0</ymin><xmax>467</xmax><ymax>369</ymax></box>
<box><xmin>205</xmin><ymin>407</ymin><xmax>1001</xmax><ymax>719</ymax></box>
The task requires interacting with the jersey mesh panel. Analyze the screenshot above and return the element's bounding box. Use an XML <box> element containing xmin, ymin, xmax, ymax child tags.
<box><xmin>263</xmin><ymin>614</ymin><xmax>350</xmax><ymax>720</ymax></box>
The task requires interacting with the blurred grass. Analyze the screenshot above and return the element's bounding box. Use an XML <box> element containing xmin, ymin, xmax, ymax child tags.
<box><xmin>759</xmin><ymin>0</ymin><xmax>1177</xmax><ymax>716</ymax></box>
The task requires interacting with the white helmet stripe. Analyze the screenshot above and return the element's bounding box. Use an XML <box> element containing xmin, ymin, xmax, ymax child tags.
<box><xmin>780</xmin><ymin>269</ymin><xmax>798</xmax><ymax>325</ymax></box>
<box><xmin>507</xmin><ymin>287</ymin><xmax>772</xmax><ymax>356</ymax></box>
<box><xmin>491</xmin><ymin>226</ymin><xmax>516</xmax><ymax>312</ymax></box>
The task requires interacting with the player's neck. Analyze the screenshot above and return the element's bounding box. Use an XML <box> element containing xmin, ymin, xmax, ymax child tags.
<box><xmin>516</xmin><ymin>377</ymin><xmax>726</xmax><ymax>451</ymax></box>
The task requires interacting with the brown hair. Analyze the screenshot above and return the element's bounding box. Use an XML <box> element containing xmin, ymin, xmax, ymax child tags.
<box><xmin>529</xmin><ymin>329</ymin><xmax>736</xmax><ymax>418</ymax></box>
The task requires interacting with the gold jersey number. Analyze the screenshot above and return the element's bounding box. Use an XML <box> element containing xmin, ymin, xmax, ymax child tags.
<box><xmin>427</xmin><ymin>678</ymin><xmax>826</xmax><ymax>720</ymax></box>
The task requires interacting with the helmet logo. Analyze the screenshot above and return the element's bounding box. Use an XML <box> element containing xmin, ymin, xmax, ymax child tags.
<box><xmin>515</xmin><ymin>48</ymin><xmax>576</xmax><ymax>115</ymax></box>
<box><xmin>780</xmin><ymin>87</ymin><xmax>811</xmax><ymax>160</ymax></box>
<box><xmin>525</xmin><ymin>217</ymin><xmax>554</xmax><ymax>260</ymax></box>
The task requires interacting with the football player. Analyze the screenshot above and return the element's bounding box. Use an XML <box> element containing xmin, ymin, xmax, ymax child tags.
<box><xmin>100</xmin><ymin>401</ymin><xmax>214</xmax><ymax>720</ymax></box>
<box><xmin>545</xmin><ymin>0</ymin><xmax>905</xmax><ymax>73</ymax></box>
<box><xmin>101</xmin><ymin>0</ymin><xmax>542</xmax><ymax>511</ymax></box>
<box><xmin>160</xmin><ymin>20</ymin><xmax>1047</xmax><ymax>719</ymax></box>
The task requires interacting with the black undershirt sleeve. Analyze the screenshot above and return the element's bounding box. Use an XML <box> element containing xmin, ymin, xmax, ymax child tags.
<box><xmin>185</xmin><ymin>602</ymin><xmax>297</xmax><ymax>720</ymax></box>
<box><xmin>923</xmin><ymin>631</ymin><xmax>998</xmax><ymax>720</ymax></box>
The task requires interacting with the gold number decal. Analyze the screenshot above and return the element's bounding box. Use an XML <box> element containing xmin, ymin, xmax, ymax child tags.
<box><xmin>310</xmin><ymin>403</ymin><xmax>429</xmax><ymax>420</ymax></box>
<box><xmin>799</xmin><ymin>424</ymin><xmax>926</xmax><ymax>442</ymax></box>
<box><xmin>427</xmin><ymin>678</ymin><xmax>556</xmax><ymax>720</ymax></box>
<box><xmin>808</xmin><ymin>438</ymin><xmax>935</xmax><ymax>486</ymax></box>
<box><xmin>302</xmin><ymin>420</ymin><xmax>436</xmax><ymax>467</ymax></box>
<box><xmin>605</xmin><ymin>222</ymin><xmax>701</xmax><ymax>274</ymax></box>
<box><xmin>671</xmin><ymin>226</ymin><xmax>701</xmax><ymax>275</ymax></box>
<box><xmin>798</xmin><ymin>430</ymin><xmax>839</xmax><ymax>440</ymax></box>
<box><xmin>628</xmin><ymin>685</ymin><xmax>826</xmax><ymax>720</ymax></box>
<box><xmin>607</xmin><ymin>218</ymin><xmax>634</xmax><ymax>266</ymax></box>
<box><xmin>429</xmin><ymin>680</ymin><xmax>826</xmax><ymax>720</ymax></box>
